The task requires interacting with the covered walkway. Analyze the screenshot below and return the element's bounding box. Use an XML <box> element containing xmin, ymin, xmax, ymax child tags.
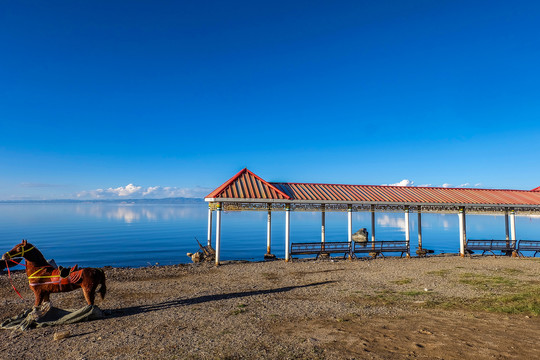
<box><xmin>205</xmin><ymin>169</ymin><xmax>540</xmax><ymax>265</ymax></box>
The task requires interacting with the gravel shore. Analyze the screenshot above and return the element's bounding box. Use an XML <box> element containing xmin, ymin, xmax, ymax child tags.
<box><xmin>1</xmin><ymin>255</ymin><xmax>539</xmax><ymax>359</ymax></box>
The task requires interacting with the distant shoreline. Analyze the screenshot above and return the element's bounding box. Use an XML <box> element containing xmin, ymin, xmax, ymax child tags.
<box><xmin>0</xmin><ymin>197</ymin><xmax>205</xmax><ymax>204</ymax></box>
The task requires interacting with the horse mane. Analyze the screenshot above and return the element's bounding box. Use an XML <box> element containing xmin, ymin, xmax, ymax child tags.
<box><xmin>24</xmin><ymin>242</ymin><xmax>50</xmax><ymax>267</ymax></box>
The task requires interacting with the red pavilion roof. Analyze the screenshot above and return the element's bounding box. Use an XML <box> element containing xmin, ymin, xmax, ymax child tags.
<box><xmin>205</xmin><ymin>169</ymin><xmax>540</xmax><ymax>207</ymax></box>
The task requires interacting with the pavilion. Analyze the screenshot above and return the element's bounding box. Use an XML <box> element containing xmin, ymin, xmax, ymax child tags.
<box><xmin>204</xmin><ymin>168</ymin><xmax>540</xmax><ymax>265</ymax></box>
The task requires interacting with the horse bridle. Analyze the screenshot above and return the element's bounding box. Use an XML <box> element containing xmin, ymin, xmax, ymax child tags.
<box><xmin>4</xmin><ymin>244</ymin><xmax>35</xmax><ymax>260</ymax></box>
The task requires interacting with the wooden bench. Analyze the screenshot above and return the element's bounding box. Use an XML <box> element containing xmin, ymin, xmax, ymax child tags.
<box><xmin>465</xmin><ymin>239</ymin><xmax>515</xmax><ymax>257</ymax></box>
<box><xmin>290</xmin><ymin>241</ymin><xmax>352</xmax><ymax>260</ymax></box>
<box><xmin>517</xmin><ymin>240</ymin><xmax>540</xmax><ymax>257</ymax></box>
<box><xmin>352</xmin><ymin>240</ymin><xmax>409</xmax><ymax>258</ymax></box>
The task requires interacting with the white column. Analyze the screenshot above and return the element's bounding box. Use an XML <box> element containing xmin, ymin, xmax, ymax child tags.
<box><xmin>207</xmin><ymin>205</ymin><xmax>213</xmax><ymax>247</ymax></box>
<box><xmin>321</xmin><ymin>205</ymin><xmax>326</xmax><ymax>244</ymax></box>
<box><xmin>463</xmin><ymin>208</ymin><xmax>467</xmax><ymax>245</ymax></box>
<box><xmin>285</xmin><ymin>204</ymin><xmax>291</xmax><ymax>262</ymax></box>
<box><xmin>405</xmin><ymin>206</ymin><xmax>410</xmax><ymax>257</ymax></box>
<box><xmin>370</xmin><ymin>205</ymin><xmax>376</xmax><ymax>242</ymax></box>
<box><xmin>347</xmin><ymin>204</ymin><xmax>353</xmax><ymax>243</ymax></box>
<box><xmin>505</xmin><ymin>210</ymin><xmax>510</xmax><ymax>241</ymax></box>
<box><xmin>458</xmin><ymin>207</ymin><xmax>465</xmax><ymax>256</ymax></box>
<box><xmin>215</xmin><ymin>202</ymin><xmax>222</xmax><ymax>266</ymax></box>
<box><xmin>266</xmin><ymin>204</ymin><xmax>272</xmax><ymax>255</ymax></box>
<box><xmin>510</xmin><ymin>209</ymin><xmax>516</xmax><ymax>247</ymax></box>
<box><xmin>417</xmin><ymin>207</ymin><xmax>423</xmax><ymax>250</ymax></box>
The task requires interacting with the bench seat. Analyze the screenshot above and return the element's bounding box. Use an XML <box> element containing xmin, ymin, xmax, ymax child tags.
<box><xmin>290</xmin><ymin>241</ymin><xmax>351</xmax><ymax>259</ymax></box>
<box><xmin>465</xmin><ymin>240</ymin><xmax>515</xmax><ymax>257</ymax></box>
<box><xmin>352</xmin><ymin>240</ymin><xmax>409</xmax><ymax>258</ymax></box>
<box><xmin>517</xmin><ymin>240</ymin><xmax>540</xmax><ymax>257</ymax></box>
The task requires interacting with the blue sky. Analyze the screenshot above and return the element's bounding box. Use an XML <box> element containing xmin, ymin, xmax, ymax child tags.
<box><xmin>1</xmin><ymin>1</ymin><xmax>540</xmax><ymax>200</ymax></box>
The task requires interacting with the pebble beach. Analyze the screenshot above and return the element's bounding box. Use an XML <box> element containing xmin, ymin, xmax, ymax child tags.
<box><xmin>1</xmin><ymin>255</ymin><xmax>539</xmax><ymax>359</ymax></box>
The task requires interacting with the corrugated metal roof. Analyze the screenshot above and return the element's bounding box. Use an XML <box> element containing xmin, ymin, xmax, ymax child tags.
<box><xmin>205</xmin><ymin>168</ymin><xmax>290</xmax><ymax>200</ymax></box>
<box><xmin>205</xmin><ymin>169</ymin><xmax>540</xmax><ymax>206</ymax></box>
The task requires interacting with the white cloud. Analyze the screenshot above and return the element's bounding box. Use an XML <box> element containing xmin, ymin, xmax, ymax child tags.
<box><xmin>76</xmin><ymin>184</ymin><xmax>211</xmax><ymax>199</ymax></box>
<box><xmin>382</xmin><ymin>180</ymin><xmax>481</xmax><ymax>189</ymax></box>
<box><xmin>383</xmin><ymin>179</ymin><xmax>414</xmax><ymax>186</ymax></box>
<box><xmin>110</xmin><ymin>184</ymin><xmax>142</xmax><ymax>196</ymax></box>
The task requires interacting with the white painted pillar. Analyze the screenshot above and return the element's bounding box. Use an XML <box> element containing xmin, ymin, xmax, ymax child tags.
<box><xmin>417</xmin><ymin>207</ymin><xmax>423</xmax><ymax>250</ymax></box>
<box><xmin>405</xmin><ymin>206</ymin><xmax>410</xmax><ymax>257</ymax></box>
<box><xmin>370</xmin><ymin>204</ymin><xmax>376</xmax><ymax>252</ymax></box>
<box><xmin>463</xmin><ymin>208</ymin><xmax>467</xmax><ymax>243</ymax></box>
<box><xmin>347</xmin><ymin>204</ymin><xmax>353</xmax><ymax>243</ymax></box>
<box><xmin>207</xmin><ymin>205</ymin><xmax>213</xmax><ymax>247</ymax></box>
<box><xmin>510</xmin><ymin>209</ymin><xmax>516</xmax><ymax>247</ymax></box>
<box><xmin>321</xmin><ymin>205</ymin><xmax>326</xmax><ymax>244</ymax></box>
<box><xmin>371</xmin><ymin>205</ymin><xmax>376</xmax><ymax>242</ymax></box>
<box><xmin>505</xmin><ymin>209</ymin><xmax>510</xmax><ymax>241</ymax></box>
<box><xmin>285</xmin><ymin>204</ymin><xmax>291</xmax><ymax>262</ymax></box>
<box><xmin>458</xmin><ymin>207</ymin><xmax>465</xmax><ymax>256</ymax></box>
<box><xmin>266</xmin><ymin>204</ymin><xmax>272</xmax><ymax>255</ymax></box>
<box><xmin>215</xmin><ymin>202</ymin><xmax>222</xmax><ymax>266</ymax></box>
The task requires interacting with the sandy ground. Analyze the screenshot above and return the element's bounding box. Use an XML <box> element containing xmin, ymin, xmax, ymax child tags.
<box><xmin>0</xmin><ymin>255</ymin><xmax>539</xmax><ymax>359</ymax></box>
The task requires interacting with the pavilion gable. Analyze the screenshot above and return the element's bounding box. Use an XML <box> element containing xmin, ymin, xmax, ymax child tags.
<box><xmin>205</xmin><ymin>168</ymin><xmax>290</xmax><ymax>200</ymax></box>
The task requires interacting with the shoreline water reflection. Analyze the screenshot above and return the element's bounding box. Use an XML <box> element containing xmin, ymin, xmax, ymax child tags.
<box><xmin>0</xmin><ymin>203</ymin><xmax>539</xmax><ymax>268</ymax></box>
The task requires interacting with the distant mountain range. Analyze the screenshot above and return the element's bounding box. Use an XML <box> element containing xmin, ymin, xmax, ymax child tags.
<box><xmin>0</xmin><ymin>197</ymin><xmax>205</xmax><ymax>204</ymax></box>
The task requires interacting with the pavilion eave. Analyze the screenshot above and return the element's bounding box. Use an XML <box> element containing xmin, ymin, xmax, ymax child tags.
<box><xmin>205</xmin><ymin>197</ymin><xmax>540</xmax><ymax>214</ymax></box>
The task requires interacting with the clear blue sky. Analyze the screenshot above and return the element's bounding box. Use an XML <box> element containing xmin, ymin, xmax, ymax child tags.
<box><xmin>1</xmin><ymin>1</ymin><xmax>539</xmax><ymax>200</ymax></box>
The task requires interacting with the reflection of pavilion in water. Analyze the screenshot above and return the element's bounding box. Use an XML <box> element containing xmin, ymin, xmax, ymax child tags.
<box><xmin>74</xmin><ymin>204</ymin><xmax>206</xmax><ymax>223</ymax></box>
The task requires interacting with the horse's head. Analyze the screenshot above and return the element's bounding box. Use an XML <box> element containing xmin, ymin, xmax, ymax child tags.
<box><xmin>2</xmin><ymin>239</ymin><xmax>35</xmax><ymax>261</ymax></box>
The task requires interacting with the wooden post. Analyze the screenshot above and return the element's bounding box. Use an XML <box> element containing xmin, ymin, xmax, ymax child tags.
<box><xmin>405</xmin><ymin>206</ymin><xmax>410</xmax><ymax>258</ymax></box>
<box><xmin>215</xmin><ymin>202</ymin><xmax>222</xmax><ymax>266</ymax></box>
<box><xmin>285</xmin><ymin>204</ymin><xmax>291</xmax><ymax>262</ymax></box>
<box><xmin>348</xmin><ymin>204</ymin><xmax>353</xmax><ymax>243</ymax></box>
<box><xmin>266</xmin><ymin>204</ymin><xmax>272</xmax><ymax>255</ymax></box>
<box><xmin>207</xmin><ymin>205</ymin><xmax>213</xmax><ymax>247</ymax></box>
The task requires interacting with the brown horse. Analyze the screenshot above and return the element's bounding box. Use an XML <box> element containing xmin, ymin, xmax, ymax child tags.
<box><xmin>2</xmin><ymin>240</ymin><xmax>106</xmax><ymax>308</ymax></box>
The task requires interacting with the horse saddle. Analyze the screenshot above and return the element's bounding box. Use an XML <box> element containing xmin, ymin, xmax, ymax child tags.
<box><xmin>58</xmin><ymin>265</ymin><xmax>79</xmax><ymax>279</ymax></box>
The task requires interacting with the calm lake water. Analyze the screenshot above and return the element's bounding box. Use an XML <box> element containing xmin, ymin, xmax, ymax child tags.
<box><xmin>0</xmin><ymin>202</ymin><xmax>539</xmax><ymax>268</ymax></box>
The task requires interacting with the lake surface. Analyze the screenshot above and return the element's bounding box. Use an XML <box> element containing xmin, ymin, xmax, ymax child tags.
<box><xmin>0</xmin><ymin>202</ymin><xmax>539</xmax><ymax>268</ymax></box>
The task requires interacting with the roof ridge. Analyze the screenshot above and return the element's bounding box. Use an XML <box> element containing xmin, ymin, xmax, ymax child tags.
<box><xmin>270</xmin><ymin>181</ymin><xmax>532</xmax><ymax>192</ymax></box>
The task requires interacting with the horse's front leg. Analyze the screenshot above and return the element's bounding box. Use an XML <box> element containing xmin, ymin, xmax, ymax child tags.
<box><xmin>29</xmin><ymin>289</ymin><xmax>49</xmax><ymax>319</ymax></box>
<box><xmin>32</xmin><ymin>288</ymin><xmax>45</xmax><ymax>308</ymax></box>
<box><xmin>41</xmin><ymin>292</ymin><xmax>52</xmax><ymax>313</ymax></box>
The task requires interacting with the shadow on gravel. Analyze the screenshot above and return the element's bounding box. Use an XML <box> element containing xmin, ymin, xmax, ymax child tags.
<box><xmin>106</xmin><ymin>281</ymin><xmax>335</xmax><ymax>319</ymax></box>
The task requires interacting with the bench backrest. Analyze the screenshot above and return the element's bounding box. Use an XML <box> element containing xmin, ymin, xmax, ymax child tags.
<box><xmin>353</xmin><ymin>240</ymin><xmax>408</xmax><ymax>252</ymax></box>
<box><xmin>466</xmin><ymin>240</ymin><xmax>515</xmax><ymax>250</ymax></box>
<box><xmin>290</xmin><ymin>241</ymin><xmax>351</xmax><ymax>254</ymax></box>
<box><xmin>517</xmin><ymin>240</ymin><xmax>540</xmax><ymax>250</ymax></box>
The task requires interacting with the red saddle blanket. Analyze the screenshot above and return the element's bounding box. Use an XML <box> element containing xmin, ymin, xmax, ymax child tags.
<box><xmin>30</xmin><ymin>266</ymin><xmax>83</xmax><ymax>287</ymax></box>
<box><xmin>55</xmin><ymin>267</ymin><xmax>83</xmax><ymax>286</ymax></box>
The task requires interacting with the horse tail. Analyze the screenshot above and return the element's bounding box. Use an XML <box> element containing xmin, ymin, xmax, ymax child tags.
<box><xmin>97</xmin><ymin>268</ymin><xmax>107</xmax><ymax>300</ymax></box>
